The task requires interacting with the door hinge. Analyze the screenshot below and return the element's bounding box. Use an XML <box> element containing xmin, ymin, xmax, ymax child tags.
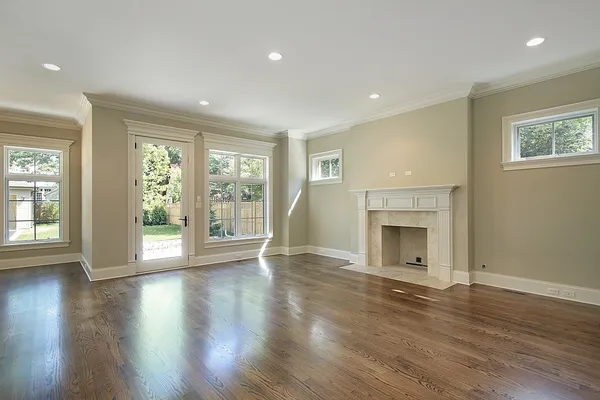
<box><xmin>135</xmin><ymin>254</ymin><xmax>137</xmax><ymax>261</ymax></box>
<box><xmin>135</xmin><ymin>216</ymin><xmax>138</xmax><ymax>223</ymax></box>
<box><xmin>135</xmin><ymin>179</ymin><xmax>138</xmax><ymax>186</ymax></box>
<box><xmin>135</xmin><ymin>142</ymin><xmax>137</xmax><ymax>149</ymax></box>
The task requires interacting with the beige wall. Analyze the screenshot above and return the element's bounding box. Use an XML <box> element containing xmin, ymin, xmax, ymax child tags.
<box><xmin>0</xmin><ymin>121</ymin><xmax>82</xmax><ymax>260</ymax></box>
<box><xmin>473</xmin><ymin>67</ymin><xmax>600</xmax><ymax>289</ymax></box>
<box><xmin>88</xmin><ymin>106</ymin><xmax>282</xmax><ymax>270</ymax></box>
<box><xmin>282</xmin><ymin>137</ymin><xmax>308</xmax><ymax>248</ymax></box>
<box><xmin>307</xmin><ymin>98</ymin><xmax>471</xmax><ymax>272</ymax></box>
<box><xmin>81</xmin><ymin>112</ymin><xmax>93</xmax><ymax>265</ymax></box>
<box><xmin>279</xmin><ymin>137</ymin><xmax>290</xmax><ymax>248</ymax></box>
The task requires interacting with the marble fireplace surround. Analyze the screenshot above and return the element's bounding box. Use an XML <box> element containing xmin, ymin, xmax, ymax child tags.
<box><xmin>350</xmin><ymin>185</ymin><xmax>458</xmax><ymax>282</ymax></box>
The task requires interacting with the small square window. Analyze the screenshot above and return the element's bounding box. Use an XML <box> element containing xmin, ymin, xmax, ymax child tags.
<box><xmin>309</xmin><ymin>149</ymin><xmax>342</xmax><ymax>185</ymax></box>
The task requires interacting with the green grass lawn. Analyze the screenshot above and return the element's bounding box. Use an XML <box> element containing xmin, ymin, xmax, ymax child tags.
<box><xmin>14</xmin><ymin>223</ymin><xmax>59</xmax><ymax>241</ymax></box>
<box><xmin>143</xmin><ymin>224</ymin><xmax>182</xmax><ymax>242</ymax></box>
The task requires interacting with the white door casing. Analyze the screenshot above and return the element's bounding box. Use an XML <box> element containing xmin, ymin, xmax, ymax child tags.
<box><xmin>125</xmin><ymin>120</ymin><xmax>198</xmax><ymax>274</ymax></box>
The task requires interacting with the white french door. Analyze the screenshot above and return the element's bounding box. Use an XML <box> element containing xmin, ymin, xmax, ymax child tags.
<box><xmin>134</xmin><ymin>136</ymin><xmax>190</xmax><ymax>273</ymax></box>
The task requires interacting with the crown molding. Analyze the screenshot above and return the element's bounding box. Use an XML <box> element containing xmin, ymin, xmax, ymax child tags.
<box><xmin>84</xmin><ymin>93</ymin><xmax>275</xmax><ymax>137</ymax></box>
<box><xmin>76</xmin><ymin>94</ymin><xmax>92</xmax><ymax>126</ymax></box>
<box><xmin>470</xmin><ymin>51</ymin><xmax>600</xmax><ymax>99</ymax></box>
<box><xmin>0</xmin><ymin>109</ymin><xmax>80</xmax><ymax>130</ymax></box>
<box><xmin>276</xmin><ymin>130</ymin><xmax>309</xmax><ymax>140</ymax></box>
<box><xmin>303</xmin><ymin>84</ymin><xmax>473</xmax><ymax>140</ymax></box>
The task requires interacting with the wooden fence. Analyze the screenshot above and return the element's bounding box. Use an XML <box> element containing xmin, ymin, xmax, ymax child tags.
<box><xmin>168</xmin><ymin>201</ymin><xmax>265</xmax><ymax>235</ymax></box>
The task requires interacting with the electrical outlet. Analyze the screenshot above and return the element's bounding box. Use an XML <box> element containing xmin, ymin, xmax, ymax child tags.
<box><xmin>563</xmin><ymin>290</ymin><xmax>576</xmax><ymax>299</ymax></box>
<box><xmin>547</xmin><ymin>288</ymin><xmax>560</xmax><ymax>296</ymax></box>
<box><xmin>404</xmin><ymin>170</ymin><xmax>412</xmax><ymax>176</ymax></box>
<box><xmin>482</xmin><ymin>264</ymin><xmax>486</xmax><ymax>269</ymax></box>
<box><xmin>389</xmin><ymin>172</ymin><xmax>396</xmax><ymax>177</ymax></box>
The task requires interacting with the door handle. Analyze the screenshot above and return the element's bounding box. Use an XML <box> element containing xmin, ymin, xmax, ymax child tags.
<box><xmin>179</xmin><ymin>216</ymin><xmax>188</xmax><ymax>227</ymax></box>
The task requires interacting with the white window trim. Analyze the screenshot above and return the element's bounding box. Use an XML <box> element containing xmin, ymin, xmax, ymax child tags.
<box><xmin>309</xmin><ymin>149</ymin><xmax>343</xmax><ymax>185</ymax></box>
<box><xmin>0</xmin><ymin>132</ymin><xmax>73</xmax><ymax>252</ymax></box>
<box><xmin>502</xmin><ymin>98</ymin><xmax>600</xmax><ymax>171</ymax></box>
<box><xmin>203</xmin><ymin>132</ymin><xmax>275</xmax><ymax>247</ymax></box>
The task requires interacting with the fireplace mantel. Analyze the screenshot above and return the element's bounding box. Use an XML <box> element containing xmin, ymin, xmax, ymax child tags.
<box><xmin>350</xmin><ymin>185</ymin><xmax>459</xmax><ymax>282</ymax></box>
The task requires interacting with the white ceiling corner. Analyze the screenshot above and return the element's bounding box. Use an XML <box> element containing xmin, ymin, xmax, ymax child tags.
<box><xmin>470</xmin><ymin>50</ymin><xmax>600</xmax><ymax>98</ymax></box>
<box><xmin>76</xmin><ymin>94</ymin><xmax>92</xmax><ymax>126</ymax></box>
<box><xmin>303</xmin><ymin>84</ymin><xmax>474</xmax><ymax>139</ymax></box>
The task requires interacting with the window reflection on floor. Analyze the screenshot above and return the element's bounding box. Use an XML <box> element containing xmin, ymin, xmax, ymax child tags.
<box><xmin>204</xmin><ymin>277</ymin><xmax>268</xmax><ymax>373</ymax></box>
<box><xmin>2</xmin><ymin>277</ymin><xmax>64</xmax><ymax>392</ymax></box>
<box><xmin>139</xmin><ymin>276</ymin><xmax>183</xmax><ymax>397</ymax></box>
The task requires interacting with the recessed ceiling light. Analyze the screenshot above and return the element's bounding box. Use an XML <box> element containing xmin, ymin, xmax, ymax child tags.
<box><xmin>42</xmin><ymin>63</ymin><xmax>61</xmax><ymax>71</ymax></box>
<box><xmin>526</xmin><ymin>37</ymin><xmax>545</xmax><ymax>47</ymax></box>
<box><xmin>369</xmin><ymin>93</ymin><xmax>381</xmax><ymax>99</ymax></box>
<box><xmin>268</xmin><ymin>52</ymin><xmax>283</xmax><ymax>61</ymax></box>
<box><xmin>199</xmin><ymin>100</ymin><xmax>210</xmax><ymax>106</ymax></box>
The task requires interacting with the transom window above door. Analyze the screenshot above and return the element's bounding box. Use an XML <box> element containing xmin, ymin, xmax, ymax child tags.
<box><xmin>0</xmin><ymin>133</ymin><xmax>73</xmax><ymax>251</ymax></box>
<box><xmin>203</xmin><ymin>133</ymin><xmax>275</xmax><ymax>247</ymax></box>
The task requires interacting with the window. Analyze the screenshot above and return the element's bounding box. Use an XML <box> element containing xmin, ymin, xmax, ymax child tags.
<box><xmin>502</xmin><ymin>99</ymin><xmax>600</xmax><ymax>171</ymax></box>
<box><xmin>0</xmin><ymin>133</ymin><xmax>72</xmax><ymax>250</ymax></box>
<box><xmin>203</xmin><ymin>133</ymin><xmax>275</xmax><ymax>247</ymax></box>
<box><xmin>309</xmin><ymin>149</ymin><xmax>342</xmax><ymax>185</ymax></box>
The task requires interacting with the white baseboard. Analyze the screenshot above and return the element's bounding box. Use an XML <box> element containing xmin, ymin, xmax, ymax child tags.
<box><xmin>306</xmin><ymin>246</ymin><xmax>350</xmax><ymax>261</ymax></box>
<box><xmin>348</xmin><ymin>253</ymin><xmax>358</xmax><ymax>264</ymax></box>
<box><xmin>0</xmin><ymin>252</ymin><xmax>81</xmax><ymax>270</ymax></box>
<box><xmin>280</xmin><ymin>246</ymin><xmax>308</xmax><ymax>256</ymax></box>
<box><xmin>452</xmin><ymin>270</ymin><xmax>473</xmax><ymax>285</ymax></box>
<box><xmin>80</xmin><ymin>254</ymin><xmax>92</xmax><ymax>280</ymax></box>
<box><xmin>473</xmin><ymin>271</ymin><xmax>600</xmax><ymax>306</ymax></box>
<box><xmin>79</xmin><ymin>254</ymin><xmax>136</xmax><ymax>281</ymax></box>
<box><xmin>91</xmin><ymin>264</ymin><xmax>136</xmax><ymax>281</ymax></box>
<box><xmin>192</xmin><ymin>246</ymin><xmax>283</xmax><ymax>267</ymax></box>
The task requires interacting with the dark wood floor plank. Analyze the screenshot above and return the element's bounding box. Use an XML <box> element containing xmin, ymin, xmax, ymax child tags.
<box><xmin>1</xmin><ymin>254</ymin><xmax>599</xmax><ymax>399</ymax></box>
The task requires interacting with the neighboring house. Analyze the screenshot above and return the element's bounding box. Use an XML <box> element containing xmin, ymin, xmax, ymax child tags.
<box><xmin>8</xmin><ymin>182</ymin><xmax>57</xmax><ymax>231</ymax></box>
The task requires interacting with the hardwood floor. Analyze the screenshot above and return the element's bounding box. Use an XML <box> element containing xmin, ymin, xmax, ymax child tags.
<box><xmin>1</xmin><ymin>254</ymin><xmax>599</xmax><ymax>399</ymax></box>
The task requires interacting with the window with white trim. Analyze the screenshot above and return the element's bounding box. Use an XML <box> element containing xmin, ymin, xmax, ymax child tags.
<box><xmin>502</xmin><ymin>99</ymin><xmax>599</xmax><ymax>171</ymax></box>
<box><xmin>0</xmin><ymin>133</ymin><xmax>72</xmax><ymax>249</ymax></box>
<box><xmin>203</xmin><ymin>133</ymin><xmax>275</xmax><ymax>245</ymax></box>
<box><xmin>309</xmin><ymin>149</ymin><xmax>342</xmax><ymax>185</ymax></box>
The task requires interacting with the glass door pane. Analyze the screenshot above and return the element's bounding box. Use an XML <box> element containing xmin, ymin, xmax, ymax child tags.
<box><xmin>141</xmin><ymin>142</ymin><xmax>184</xmax><ymax>261</ymax></box>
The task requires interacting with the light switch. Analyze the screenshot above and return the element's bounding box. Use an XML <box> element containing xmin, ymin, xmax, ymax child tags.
<box><xmin>389</xmin><ymin>172</ymin><xmax>396</xmax><ymax>177</ymax></box>
<box><xmin>196</xmin><ymin>202</ymin><xmax>202</xmax><ymax>209</ymax></box>
<box><xmin>405</xmin><ymin>170</ymin><xmax>412</xmax><ymax>176</ymax></box>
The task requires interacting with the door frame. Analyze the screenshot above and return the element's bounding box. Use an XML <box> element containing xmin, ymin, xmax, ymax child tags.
<box><xmin>125</xmin><ymin>120</ymin><xmax>198</xmax><ymax>274</ymax></box>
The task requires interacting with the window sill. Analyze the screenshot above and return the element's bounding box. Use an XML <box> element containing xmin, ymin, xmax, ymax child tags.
<box><xmin>310</xmin><ymin>177</ymin><xmax>342</xmax><ymax>186</ymax></box>
<box><xmin>502</xmin><ymin>153</ymin><xmax>600</xmax><ymax>171</ymax></box>
<box><xmin>205</xmin><ymin>236</ymin><xmax>271</xmax><ymax>248</ymax></box>
<box><xmin>0</xmin><ymin>240</ymin><xmax>71</xmax><ymax>253</ymax></box>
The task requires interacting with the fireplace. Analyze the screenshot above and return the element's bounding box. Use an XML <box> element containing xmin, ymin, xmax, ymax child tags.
<box><xmin>381</xmin><ymin>226</ymin><xmax>428</xmax><ymax>268</ymax></box>
<box><xmin>351</xmin><ymin>185</ymin><xmax>458</xmax><ymax>282</ymax></box>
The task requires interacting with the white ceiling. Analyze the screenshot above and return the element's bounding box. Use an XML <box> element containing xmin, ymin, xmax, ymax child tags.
<box><xmin>2</xmin><ymin>0</ymin><xmax>600</xmax><ymax>136</ymax></box>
